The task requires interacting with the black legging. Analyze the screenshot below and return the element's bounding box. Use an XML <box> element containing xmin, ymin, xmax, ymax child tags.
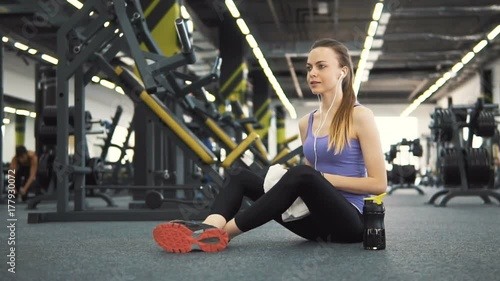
<box><xmin>210</xmin><ymin>165</ymin><xmax>364</xmax><ymax>243</ymax></box>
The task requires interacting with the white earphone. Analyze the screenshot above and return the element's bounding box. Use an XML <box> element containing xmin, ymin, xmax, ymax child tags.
<box><xmin>339</xmin><ymin>71</ymin><xmax>345</xmax><ymax>80</ymax></box>
<box><xmin>313</xmin><ymin>71</ymin><xmax>345</xmax><ymax>170</ymax></box>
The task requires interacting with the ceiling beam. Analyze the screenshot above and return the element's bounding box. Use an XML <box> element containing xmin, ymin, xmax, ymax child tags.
<box><xmin>392</xmin><ymin>5</ymin><xmax>500</xmax><ymax>17</ymax></box>
<box><xmin>373</xmin><ymin>60</ymin><xmax>456</xmax><ymax>68</ymax></box>
<box><xmin>266</xmin><ymin>0</ymin><xmax>283</xmax><ymax>34</ymax></box>
<box><xmin>382</xmin><ymin>32</ymin><xmax>484</xmax><ymax>42</ymax></box>
<box><xmin>273</xmin><ymin>68</ymin><xmax>439</xmax><ymax>78</ymax></box>
<box><xmin>258</xmin><ymin>40</ymin><xmax>363</xmax><ymax>58</ymax></box>
<box><xmin>0</xmin><ymin>1</ymin><xmax>37</xmax><ymax>14</ymax></box>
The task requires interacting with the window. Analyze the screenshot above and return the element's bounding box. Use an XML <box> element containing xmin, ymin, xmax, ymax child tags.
<box><xmin>375</xmin><ymin>116</ymin><xmax>420</xmax><ymax>168</ymax></box>
<box><xmin>375</xmin><ymin>117</ymin><xmax>419</xmax><ymax>153</ymax></box>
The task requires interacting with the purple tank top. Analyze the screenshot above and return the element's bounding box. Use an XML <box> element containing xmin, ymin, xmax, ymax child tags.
<box><xmin>303</xmin><ymin>106</ymin><xmax>369</xmax><ymax>212</ymax></box>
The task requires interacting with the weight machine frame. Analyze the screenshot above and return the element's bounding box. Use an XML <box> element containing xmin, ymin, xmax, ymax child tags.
<box><xmin>386</xmin><ymin>138</ymin><xmax>425</xmax><ymax>195</ymax></box>
<box><xmin>27</xmin><ymin>0</ymin><xmax>266</xmax><ymax>223</ymax></box>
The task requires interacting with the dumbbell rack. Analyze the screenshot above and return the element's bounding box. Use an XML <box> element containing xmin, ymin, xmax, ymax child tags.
<box><xmin>27</xmin><ymin>96</ymin><xmax>117</xmax><ymax>210</ymax></box>
<box><xmin>387</xmin><ymin>138</ymin><xmax>425</xmax><ymax>195</ymax></box>
<box><xmin>428</xmin><ymin>99</ymin><xmax>500</xmax><ymax>207</ymax></box>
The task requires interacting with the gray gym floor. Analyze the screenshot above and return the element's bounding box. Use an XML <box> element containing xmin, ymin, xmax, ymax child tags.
<box><xmin>1</xmin><ymin>188</ymin><xmax>500</xmax><ymax>281</ymax></box>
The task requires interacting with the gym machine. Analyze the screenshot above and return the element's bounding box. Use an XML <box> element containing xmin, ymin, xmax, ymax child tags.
<box><xmin>98</xmin><ymin>106</ymin><xmax>123</xmax><ymax>162</ymax></box>
<box><xmin>428</xmin><ymin>98</ymin><xmax>500</xmax><ymax>207</ymax></box>
<box><xmin>230</xmin><ymin>98</ymin><xmax>303</xmax><ymax>167</ymax></box>
<box><xmin>489</xmin><ymin>130</ymin><xmax>500</xmax><ymax>189</ymax></box>
<box><xmin>153</xmin><ymin>57</ymin><xmax>283</xmax><ymax>173</ymax></box>
<box><xmin>386</xmin><ymin>138</ymin><xmax>424</xmax><ymax>195</ymax></box>
<box><xmin>107</xmin><ymin>122</ymin><xmax>135</xmax><ymax>186</ymax></box>
<box><xmin>27</xmin><ymin>0</ymin><xmax>263</xmax><ymax>223</ymax></box>
<box><xmin>418</xmin><ymin>136</ymin><xmax>440</xmax><ymax>187</ymax></box>
<box><xmin>274</xmin><ymin>105</ymin><xmax>302</xmax><ymax>166</ymax></box>
<box><xmin>96</xmin><ymin>105</ymin><xmax>134</xmax><ymax>186</ymax></box>
<box><xmin>28</xmin><ymin>105</ymin><xmax>116</xmax><ymax>210</ymax></box>
<box><xmin>162</xmin><ymin>72</ymin><xmax>303</xmax><ymax>172</ymax></box>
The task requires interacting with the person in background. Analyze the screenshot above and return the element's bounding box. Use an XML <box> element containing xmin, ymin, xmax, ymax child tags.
<box><xmin>9</xmin><ymin>145</ymin><xmax>38</xmax><ymax>201</ymax></box>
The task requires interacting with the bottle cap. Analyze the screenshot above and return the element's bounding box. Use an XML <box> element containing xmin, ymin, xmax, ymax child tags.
<box><xmin>363</xmin><ymin>193</ymin><xmax>387</xmax><ymax>205</ymax></box>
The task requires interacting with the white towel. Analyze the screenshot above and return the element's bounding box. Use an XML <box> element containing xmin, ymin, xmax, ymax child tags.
<box><xmin>263</xmin><ymin>164</ymin><xmax>311</xmax><ymax>222</ymax></box>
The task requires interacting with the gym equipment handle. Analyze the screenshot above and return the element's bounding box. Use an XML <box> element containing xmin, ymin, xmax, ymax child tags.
<box><xmin>211</xmin><ymin>57</ymin><xmax>222</xmax><ymax>78</ymax></box>
<box><xmin>222</xmin><ymin>132</ymin><xmax>259</xmax><ymax>168</ymax></box>
<box><xmin>280</xmin><ymin>135</ymin><xmax>299</xmax><ymax>146</ymax></box>
<box><xmin>177</xmin><ymin>57</ymin><xmax>223</xmax><ymax>97</ymax></box>
<box><xmin>115</xmin><ymin>66</ymin><xmax>144</xmax><ymax>96</ymax></box>
<box><xmin>230</xmin><ymin>99</ymin><xmax>244</xmax><ymax>116</ymax></box>
<box><xmin>175</xmin><ymin>18</ymin><xmax>192</xmax><ymax>54</ymax></box>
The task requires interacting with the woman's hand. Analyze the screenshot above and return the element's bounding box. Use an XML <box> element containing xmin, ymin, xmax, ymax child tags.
<box><xmin>20</xmin><ymin>186</ymin><xmax>28</xmax><ymax>196</ymax></box>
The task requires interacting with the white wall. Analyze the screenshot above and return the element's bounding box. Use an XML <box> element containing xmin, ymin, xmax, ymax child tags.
<box><xmin>2</xmin><ymin>117</ymin><xmax>36</xmax><ymax>163</ymax></box>
<box><xmin>436</xmin><ymin>73</ymin><xmax>481</xmax><ymax>108</ymax></box>
<box><xmin>436</xmin><ymin>55</ymin><xmax>500</xmax><ymax>107</ymax></box>
<box><xmin>2</xmin><ymin>53</ymin><xmax>135</xmax><ymax>162</ymax></box>
<box><xmin>2</xmin><ymin>121</ymin><xmax>16</xmax><ymax>162</ymax></box>
<box><xmin>487</xmin><ymin>57</ymin><xmax>500</xmax><ymax>104</ymax></box>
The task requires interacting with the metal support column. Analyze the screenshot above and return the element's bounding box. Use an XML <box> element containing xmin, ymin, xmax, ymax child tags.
<box><xmin>100</xmin><ymin>106</ymin><xmax>123</xmax><ymax>161</ymax></box>
<box><xmin>73</xmin><ymin>67</ymin><xmax>86</xmax><ymax>211</ymax></box>
<box><xmin>275</xmin><ymin>105</ymin><xmax>286</xmax><ymax>152</ymax></box>
<box><xmin>34</xmin><ymin>64</ymin><xmax>57</xmax><ymax>154</ymax></box>
<box><xmin>174</xmin><ymin>102</ymin><xmax>186</xmax><ymax>198</ymax></box>
<box><xmin>162</xmin><ymin>98</ymin><xmax>178</xmax><ymax>200</ymax></box>
<box><xmin>140</xmin><ymin>0</ymin><xmax>183</xmax><ymax>198</ymax></box>
<box><xmin>0</xmin><ymin>41</ymin><xmax>3</xmax><ymax>194</ymax></box>
<box><xmin>251</xmin><ymin>69</ymin><xmax>271</xmax><ymax>146</ymax></box>
<box><xmin>219</xmin><ymin>17</ymin><xmax>247</xmax><ymax>145</ymax></box>
<box><xmin>154</xmin><ymin>116</ymin><xmax>163</xmax><ymax>186</ymax></box>
<box><xmin>55</xmin><ymin>41</ymin><xmax>70</xmax><ymax>213</ymax></box>
<box><xmin>34</xmin><ymin>64</ymin><xmax>43</xmax><ymax>155</ymax></box>
<box><xmin>132</xmin><ymin>104</ymin><xmax>154</xmax><ymax>201</ymax></box>
<box><xmin>219</xmin><ymin>16</ymin><xmax>247</xmax><ymax>103</ymax></box>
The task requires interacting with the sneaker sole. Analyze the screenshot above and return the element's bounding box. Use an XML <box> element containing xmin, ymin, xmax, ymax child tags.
<box><xmin>153</xmin><ymin>222</ymin><xmax>229</xmax><ymax>253</ymax></box>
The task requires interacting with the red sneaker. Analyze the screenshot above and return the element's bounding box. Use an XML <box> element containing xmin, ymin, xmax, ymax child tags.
<box><xmin>153</xmin><ymin>220</ymin><xmax>229</xmax><ymax>253</ymax></box>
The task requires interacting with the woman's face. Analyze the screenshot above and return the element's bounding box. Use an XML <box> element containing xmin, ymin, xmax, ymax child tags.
<box><xmin>306</xmin><ymin>47</ymin><xmax>344</xmax><ymax>95</ymax></box>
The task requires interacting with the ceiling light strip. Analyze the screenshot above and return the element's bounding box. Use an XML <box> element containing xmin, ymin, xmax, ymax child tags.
<box><xmin>400</xmin><ymin>24</ymin><xmax>499</xmax><ymax>117</ymax></box>
<box><xmin>353</xmin><ymin>1</ymin><xmax>386</xmax><ymax>94</ymax></box>
<box><xmin>225</xmin><ymin>0</ymin><xmax>297</xmax><ymax>119</ymax></box>
<box><xmin>3</xmin><ymin>107</ymin><xmax>37</xmax><ymax>119</ymax></box>
<box><xmin>1</xmin><ymin>35</ymin><xmax>125</xmax><ymax>95</ymax></box>
<box><xmin>67</xmin><ymin>0</ymin><xmax>84</xmax><ymax>9</ymax></box>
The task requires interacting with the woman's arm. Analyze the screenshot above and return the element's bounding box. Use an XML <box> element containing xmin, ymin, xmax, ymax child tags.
<box><xmin>9</xmin><ymin>157</ymin><xmax>17</xmax><ymax>170</ymax></box>
<box><xmin>323</xmin><ymin>106</ymin><xmax>387</xmax><ymax>195</ymax></box>
<box><xmin>22</xmin><ymin>153</ymin><xmax>38</xmax><ymax>193</ymax></box>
